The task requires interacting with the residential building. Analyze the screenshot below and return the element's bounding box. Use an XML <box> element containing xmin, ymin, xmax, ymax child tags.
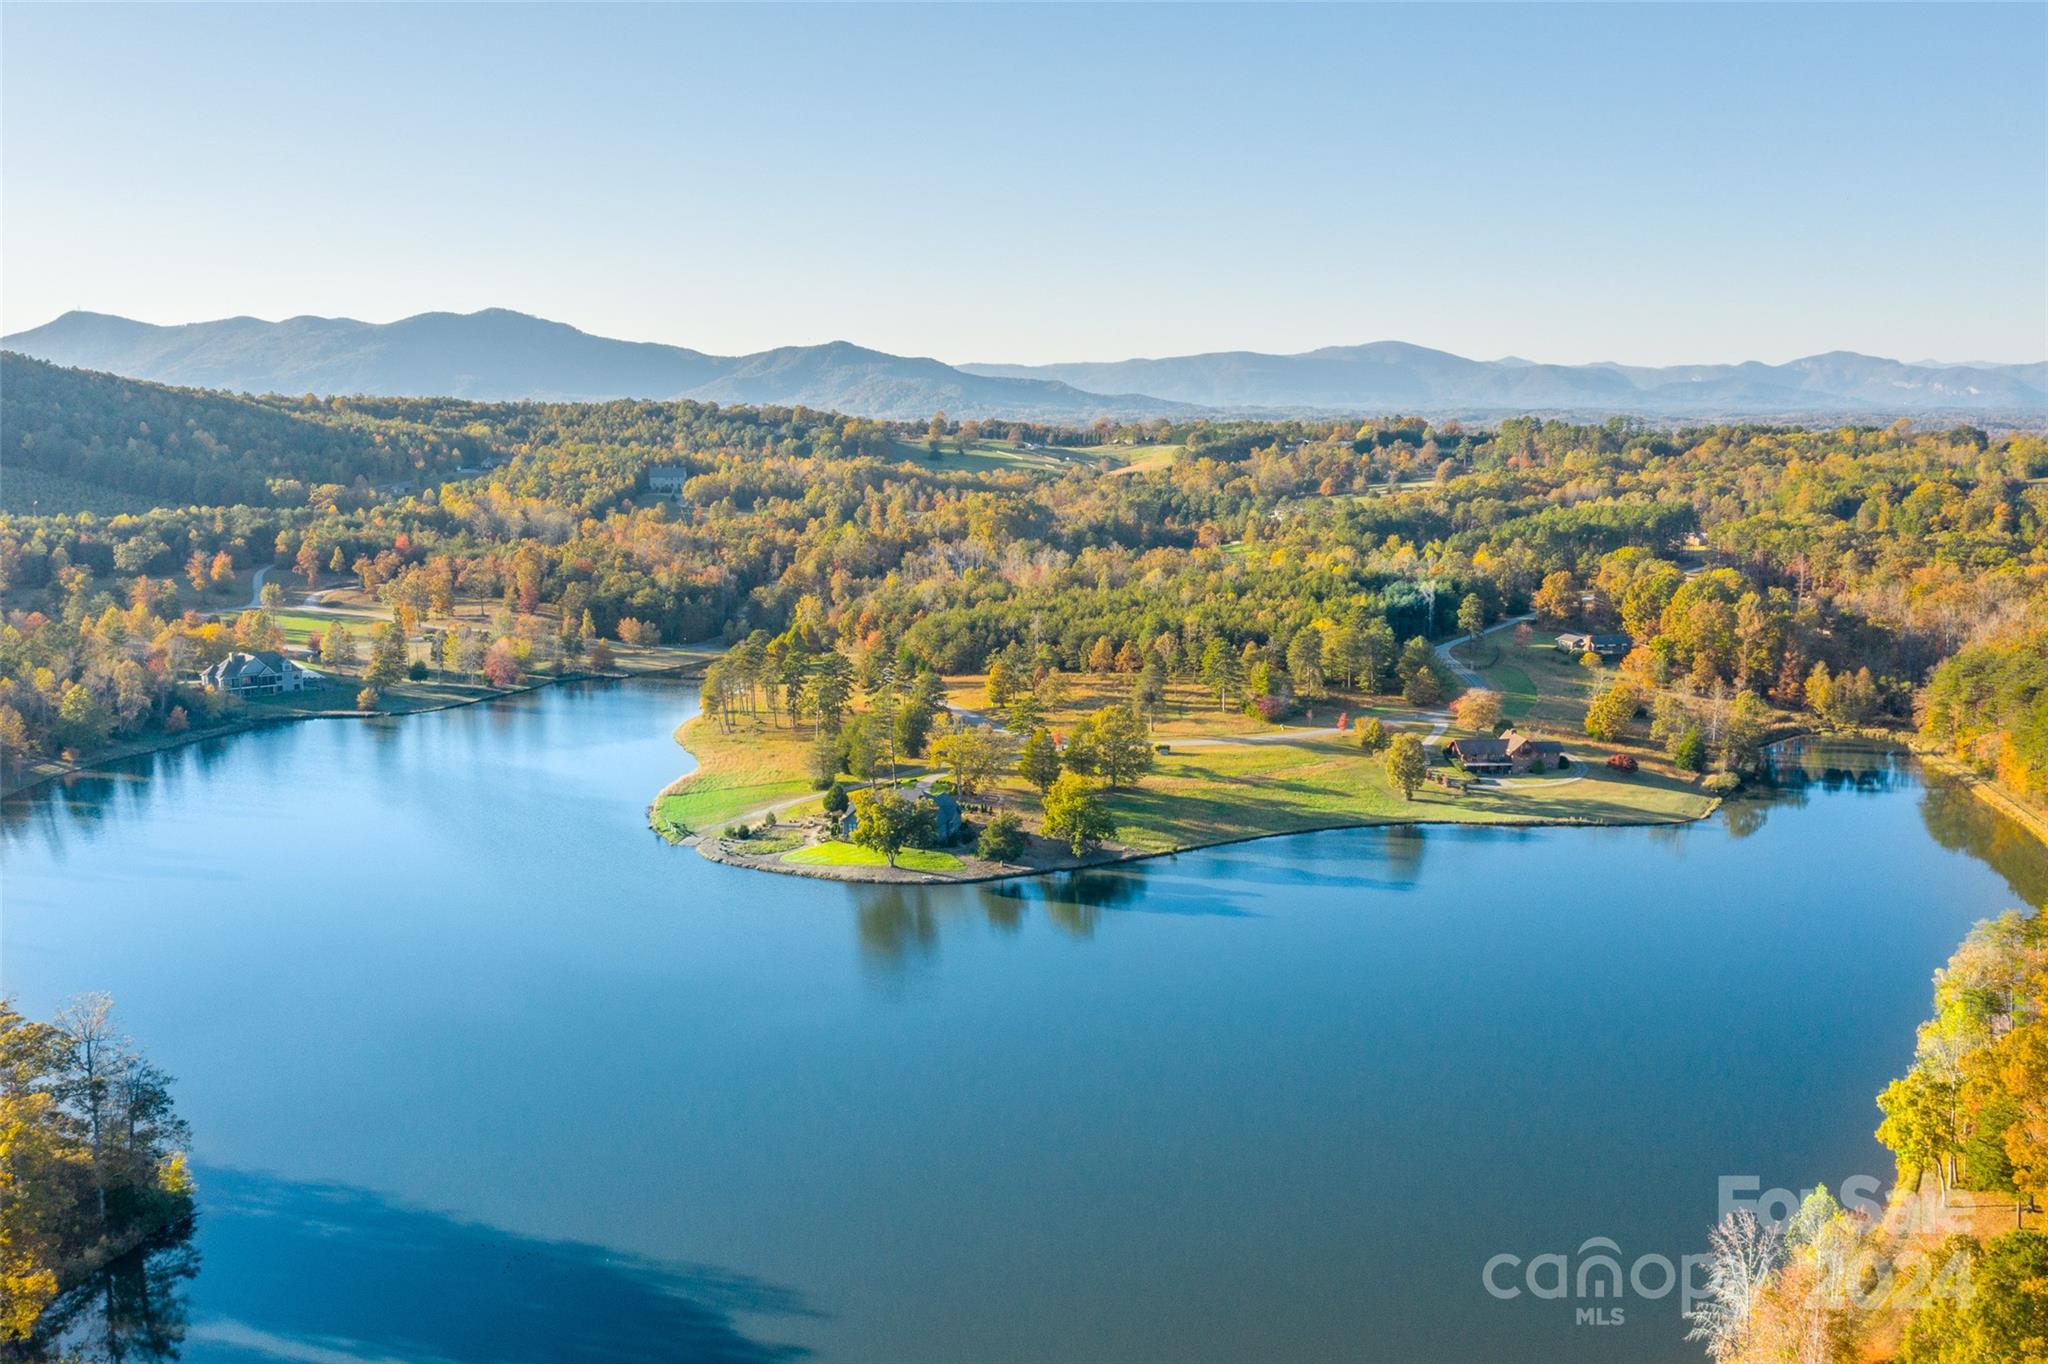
<box><xmin>199</xmin><ymin>650</ymin><xmax>318</xmax><ymax>697</ymax></box>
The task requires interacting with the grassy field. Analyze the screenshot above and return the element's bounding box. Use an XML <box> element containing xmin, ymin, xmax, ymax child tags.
<box><xmin>1095</xmin><ymin>444</ymin><xmax>1183</xmax><ymax>476</ymax></box>
<box><xmin>886</xmin><ymin>439</ymin><xmax>1180</xmax><ymax>477</ymax></box>
<box><xmin>1452</xmin><ymin>631</ymin><xmax>1603</xmax><ymax>729</ymax></box>
<box><xmin>656</xmin><ymin>661</ymin><xmax>1718</xmax><ymax>873</ymax></box>
<box><xmin>942</xmin><ymin>673</ymin><xmax>1402</xmax><ymax>742</ymax></box>
<box><xmin>1054</xmin><ymin>732</ymin><xmax>1712</xmax><ymax>854</ymax></box>
<box><xmin>266</xmin><ymin>610</ymin><xmax>390</xmax><ymax>646</ymax></box>
<box><xmin>783</xmin><ymin>841</ymin><xmax>964</xmax><ymax>872</ymax></box>
<box><xmin>653</xmin><ymin>714</ymin><xmax>821</xmax><ymax>835</ymax></box>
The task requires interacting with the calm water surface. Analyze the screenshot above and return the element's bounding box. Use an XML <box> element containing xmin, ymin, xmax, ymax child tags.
<box><xmin>4</xmin><ymin>681</ymin><xmax>2044</xmax><ymax>1363</ymax></box>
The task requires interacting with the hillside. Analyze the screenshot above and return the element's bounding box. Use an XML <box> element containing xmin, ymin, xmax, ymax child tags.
<box><xmin>0</xmin><ymin>353</ymin><xmax>484</xmax><ymax>512</ymax></box>
<box><xmin>0</xmin><ymin>310</ymin><xmax>1190</xmax><ymax>424</ymax></box>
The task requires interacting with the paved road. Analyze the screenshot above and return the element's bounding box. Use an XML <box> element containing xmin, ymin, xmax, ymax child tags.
<box><xmin>1435</xmin><ymin>614</ymin><xmax>1535</xmax><ymax>690</ymax></box>
<box><xmin>1420</xmin><ymin>614</ymin><xmax>1535</xmax><ymax>739</ymax></box>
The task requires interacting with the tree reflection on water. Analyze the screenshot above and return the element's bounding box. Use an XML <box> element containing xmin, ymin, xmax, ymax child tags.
<box><xmin>30</xmin><ymin>1220</ymin><xmax>199</xmax><ymax>1364</ymax></box>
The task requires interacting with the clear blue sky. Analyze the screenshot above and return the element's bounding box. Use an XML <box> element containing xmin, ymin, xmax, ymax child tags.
<box><xmin>4</xmin><ymin>3</ymin><xmax>2043</xmax><ymax>365</ymax></box>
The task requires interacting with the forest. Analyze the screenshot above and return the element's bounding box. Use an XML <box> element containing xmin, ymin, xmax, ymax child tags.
<box><xmin>1</xmin><ymin>351</ymin><xmax>2044</xmax><ymax>820</ymax></box>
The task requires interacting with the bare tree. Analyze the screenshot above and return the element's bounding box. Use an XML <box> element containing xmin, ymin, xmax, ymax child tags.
<box><xmin>55</xmin><ymin>992</ymin><xmax>124</xmax><ymax>1224</ymax></box>
<box><xmin>1685</xmin><ymin>1209</ymin><xmax>1784</xmax><ymax>1361</ymax></box>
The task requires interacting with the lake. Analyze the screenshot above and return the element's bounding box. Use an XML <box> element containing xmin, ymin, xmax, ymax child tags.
<box><xmin>4</xmin><ymin>680</ymin><xmax>2043</xmax><ymax>1363</ymax></box>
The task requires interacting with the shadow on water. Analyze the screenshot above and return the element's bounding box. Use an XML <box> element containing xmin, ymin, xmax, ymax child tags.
<box><xmin>155</xmin><ymin>1167</ymin><xmax>815</xmax><ymax>1364</ymax></box>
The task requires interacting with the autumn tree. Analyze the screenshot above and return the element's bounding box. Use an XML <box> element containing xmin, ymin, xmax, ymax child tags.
<box><xmin>0</xmin><ymin>997</ymin><xmax>193</xmax><ymax>1343</ymax></box>
<box><xmin>1082</xmin><ymin>704</ymin><xmax>1154</xmax><ymax>788</ymax></box>
<box><xmin>1385</xmin><ymin>732</ymin><xmax>1426</xmax><ymax>800</ymax></box>
<box><xmin>320</xmin><ymin>622</ymin><xmax>358</xmax><ymax>666</ymax></box>
<box><xmin>1042</xmin><ymin>772</ymin><xmax>1115</xmax><ymax>855</ymax></box>
<box><xmin>1452</xmin><ymin>690</ymin><xmax>1502</xmax><ymax>732</ymax></box>
<box><xmin>1584</xmin><ymin>680</ymin><xmax>1640</xmax><ymax>743</ymax></box>
<box><xmin>930</xmin><ymin>723</ymin><xmax>1014</xmax><ymax>799</ymax></box>
<box><xmin>365</xmin><ymin>622</ymin><xmax>407</xmax><ymax>687</ymax></box>
<box><xmin>1532</xmin><ymin>570</ymin><xmax>1578</xmax><ymax>624</ymax></box>
<box><xmin>482</xmin><ymin>639</ymin><xmax>521</xmax><ymax>688</ymax></box>
<box><xmin>847</xmin><ymin>788</ymin><xmax>934</xmax><ymax>868</ymax></box>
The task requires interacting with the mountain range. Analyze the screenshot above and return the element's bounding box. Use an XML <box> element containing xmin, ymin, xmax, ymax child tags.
<box><xmin>6</xmin><ymin>308</ymin><xmax>2044</xmax><ymax>424</ymax></box>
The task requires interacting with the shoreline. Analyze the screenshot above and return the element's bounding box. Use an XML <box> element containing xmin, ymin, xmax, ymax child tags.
<box><xmin>1910</xmin><ymin>743</ymin><xmax>2048</xmax><ymax>848</ymax></box>
<box><xmin>659</xmin><ymin>719</ymin><xmax>2048</xmax><ymax>888</ymax></box>
<box><xmin>651</xmin><ymin>708</ymin><xmax>1729</xmax><ymax>888</ymax></box>
<box><xmin>3</xmin><ymin>658</ymin><xmax>709</xmax><ymax>801</ymax></box>
<box><xmin>683</xmin><ymin>803</ymin><xmax>1728</xmax><ymax>887</ymax></box>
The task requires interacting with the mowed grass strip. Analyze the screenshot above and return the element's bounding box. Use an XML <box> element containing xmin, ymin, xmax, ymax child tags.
<box><xmin>656</xmin><ymin>714</ymin><xmax>817</xmax><ymax>834</ymax></box>
<box><xmin>1094</xmin><ymin>731</ymin><xmax>1713</xmax><ymax>854</ymax></box>
<box><xmin>782</xmin><ymin>841</ymin><xmax>963</xmax><ymax>872</ymax></box>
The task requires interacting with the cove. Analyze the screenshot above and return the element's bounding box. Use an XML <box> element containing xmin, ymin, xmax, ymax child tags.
<box><xmin>3</xmin><ymin>679</ymin><xmax>2042</xmax><ymax>1363</ymax></box>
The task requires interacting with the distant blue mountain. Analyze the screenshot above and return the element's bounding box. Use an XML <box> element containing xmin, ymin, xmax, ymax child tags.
<box><xmin>962</xmin><ymin>342</ymin><xmax>2048</xmax><ymax>420</ymax></box>
<box><xmin>6</xmin><ymin>309</ymin><xmax>2042</xmax><ymax>422</ymax></box>
<box><xmin>0</xmin><ymin>310</ymin><xmax>1189</xmax><ymax>423</ymax></box>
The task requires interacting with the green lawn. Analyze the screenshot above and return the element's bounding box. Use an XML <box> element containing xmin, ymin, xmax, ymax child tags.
<box><xmin>1093</xmin><ymin>731</ymin><xmax>1713</xmax><ymax>854</ymax></box>
<box><xmin>1453</xmin><ymin>634</ymin><xmax>1601</xmax><ymax>730</ymax></box>
<box><xmin>781</xmin><ymin>841</ymin><xmax>964</xmax><ymax>872</ymax></box>
<box><xmin>886</xmin><ymin>439</ymin><xmax>1179</xmax><ymax>477</ymax></box>
<box><xmin>654</xmin><ymin>674</ymin><xmax>1718</xmax><ymax>865</ymax></box>
<box><xmin>654</xmin><ymin>715</ymin><xmax>824</xmax><ymax>835</ymax></box>
<box><xmin>266</xmin><ymin>610</ymin><xmax>390</xmax><ymax>645</ymax></box>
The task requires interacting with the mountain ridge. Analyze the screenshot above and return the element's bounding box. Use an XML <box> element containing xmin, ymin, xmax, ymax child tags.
<box><xmin>961</xmin><ymin>342</ymin><xmax>2048</xmax><ymax>418</ymax></box>
<box><xmin>6</xmin><ymin>309</ymin><xmax>2043</xmax><ymax>423</ymax></box>
<box><xmin>0</xmin><ymin>310</ymin><xmax>1187</xmax><ymax>423</ymax></box>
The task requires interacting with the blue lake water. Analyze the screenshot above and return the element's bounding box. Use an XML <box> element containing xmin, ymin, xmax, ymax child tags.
<box><xmin>4</xmin><ymin>680</ymin><xmax>2043</xmax><ymax>1363</ymax></box>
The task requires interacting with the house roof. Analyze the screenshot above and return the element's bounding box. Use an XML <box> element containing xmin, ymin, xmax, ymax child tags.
<box><xmin>210</xmin><ymin>650</ymin><xmax>287</xmax><ymax>679</ymax></box>
<box><xmin>1450</xmin><ymin>732</ymin><xmax>1562</xmax><ymax>762</ymax></box>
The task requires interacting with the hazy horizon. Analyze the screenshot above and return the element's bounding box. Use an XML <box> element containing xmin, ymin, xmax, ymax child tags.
<box><xmin>8</xmin><ymin>304</ymin><xmax>2044</xmax><ymax>372</ymax></box>
<box><xmin>4</xmin><ymin>3</ymin><xmax>2044</xmax><ymax>367</ymax></box>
